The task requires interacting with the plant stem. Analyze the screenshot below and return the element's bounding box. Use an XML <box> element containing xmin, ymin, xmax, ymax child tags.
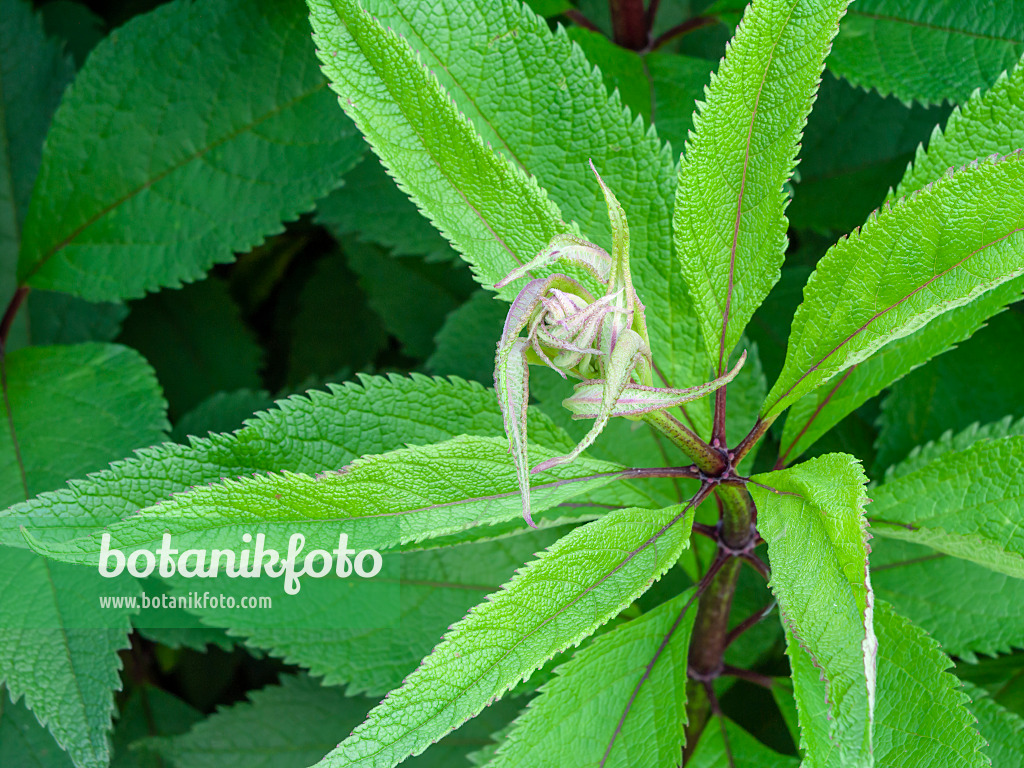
<box><xmin>609</xmin><ymin>0</ymin><xmax>648</xmax><ymax>50</ymax></box>
<box><xmin>682</xmin><ymin>679</ymin><xmax>710</xmax><ymax>761</ymax></box>
<box><xmin>643</xmin><ymin>409</ymin><xmax>727</xmax><ymax>475</ymax></box>
<box><xmin>733</xmin><ymin>414</ymin><xmax>776</xmax><ymax>465</ymax></box>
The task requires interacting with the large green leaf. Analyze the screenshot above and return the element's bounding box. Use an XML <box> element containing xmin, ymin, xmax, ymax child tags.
<box><xmin>763</xmin><ymin>152</ymin><xmax>1024</xmax><ymax>420</ymax></box>
<box><xmin>315</xmin><ymin>0</ymin><xmax>709</xmax><ymax>426</ymax></box>
<box><xmin>749</xmin><ymin>454</ymin><xmax>873</xmax><ymax>768</ymax></box>
<box><xmin>488</xmin><ymin>589</ymin><xmax>696</xmax><ymax>768</ymax></box>
<box><xmin>871</xmin><ymin>601</ymin><xmax>987</xmax><ymax>766</ymax></box>
<box><xmin>872</xmin><ymin>538</ymin><xmax>1024</xmax><ymax>660</ymax></box>
<box><xmin>0</xmin><ymin>691</ymin><xmax>74</xmax><ymax>768</ymax></box>
<box><xmin>828</xmin><ymin>0</ymin><xmax>1024</xmax><ymax>106</ymax></box>
<box><xmin>674</xmin><ymin>0</ymin><xmax>849</xmax><ymax>373</ymax></box>
<box><xmin>18</xmin><ymin>0</ymin><xmax>364</xmax><ymax>301</ymax></box>
<box><xmin>0</xmin><ymin>0</ymin><xmax>73</xmax><ymax>348</ymax></box>
<box><xmin>164</xmin><ymin>529</ymin><xmax>569</xmax><ymax>695</ymax></box>
<box><xmin>0</xmin><ymin>375</ymin><xmax>576</xmax><ymax>547</ymax></box>
<box><xmin>869</xmin><ymin>435</ymin><xmax>1024</xmax><ymax>578</ymax></box>
<box><xmin>27</xmin><ymin>435</ymin><xmax>625</xmax><ymax>564</ymax></box>
<box><xmin>0</xmin><ymin>343</ymin><xmax>168</xmax><ymax>768</ymax></box>
<box><xmin>307</xmin><ymin>0</ymin><xmax>573</xmax><ymax>298</ymax></box>
<box><xmin>313</xmin><ymin>503</ymin><xmax>696</xmax><ymax>768</ymax></box>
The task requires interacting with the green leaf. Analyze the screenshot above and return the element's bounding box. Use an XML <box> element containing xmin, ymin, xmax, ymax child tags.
<box><xmin>488</xmin><ymin>589</ymin><xmax>697</xmax><ymax>768</ymax></box>
<box><xmin>312</xmin><ymin>503</ymin><xmax>696</xmax><ymax>768</ymax></box>
<box><xmin>0</xmin><ymin>343</ymin><xmax>168</xmax><ymax>504</ymax></box>
<box><xmin>687</xmin><ymin>716</ymin><xmax>799</xmax><ymax>768</ymax></box>
<box><xmin>26</xmin><ymin>435</ymin><xmax>624</xmax><ymax>563</ymax></box>
<box><xmin>144</xmin><ymin>675</ymin><xmax>519</xmax><ymax>768</ymax></box>
<box><xmin>170</xmin><ymin>529</ymin><xmax>569</xmax><ymax>695</ymax></box>
<box><xmin>329</xmin><ymin>0</ymin><xmax>707</xmax><ymax>424</ymax></box>
<box><xmin>749</xmin><ymin>454</ymin><xmax>873</xmax><ymax>768</ymax></box>
<box><xmin>869</xmin><ymin>434</ymin><xmax>1024</xmax><ymax>579</ymax></box>
<box><xmin>871</xmin><ymin>601</ymin><xmax>987</xmax><ymax>766</ymax></box>
<box><xmin>762</xmin><ymin>153</ymin><xmax>1024</xmax><ymax>420</ymax></box>
<box><xmin>777</xmin><ymin>280</ymin><xmax>1022</xmax><ymax>465</ymax></box>
<box><xmin>18</xmin><ymin>0</ymin><xmax>365</xmax><ymax>300</ymax></box>
<box><xmin>109</xmin><ymin>687</ymin><xmax>201</xmax><ymax>768</ymax></box>
<box><xmin>674</xmin><ymin>0</ymin><xmax>850</xmax><ymax>373</ymax></box>
<box><xmin>874</xmin><ymin>310</ymin><xmax>1024</xmax><ymax>470</ymax></box>
<box><xmin>117</xmin><ymin>278</ymin><xmax>263</xmax><ymax>419</ymax></box>
<box><xmin>872</xmin><ymin>538</ymin><xmax>1024</xmax><ymax>660</ymax></box>
<box><xmin>308</xmin><ymin>0</ymin><xmax>572</xmax><ymax>298</ymax></box>
<box><xmin>963</xmin><ymin>680</ymin><xmax>1024</xmax><ymax>765</ymax></box>
<box><xmin>828</xmin><ymin>0</ymin><xmax>1024</xmax><ymax>106</ymax></box>
<box><xmin>0</xmin><ymin>375</ymin><xmax>573</xmax><ymax>547</ymax></box>
<box><xmin>0</xmin><ymin>0</ymin><xmax>74</xmax><ymax>349</ymax></box>
<box><xmin>0</xmin><ymin>691</ymin><xmax>74</xmax><ymax>767</ymax></box>
<box><xmin>316</xmin><ymin>154</ymin><xmax>455</xmax><ymax>262</ymax></box>
<box><xmin>0</xmin><ymin>343</ymin><xmax>167</xmax><ymax>768</ymax></box>
<box><xmin>884</xmin><ymin>413</ymin><xmax>1024</xmax><ymax>481</ymax></box>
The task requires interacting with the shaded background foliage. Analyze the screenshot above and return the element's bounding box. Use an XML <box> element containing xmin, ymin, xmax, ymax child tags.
<box><xmin>2</xmin><ymin>0</ymin><xmax>1023</xmax><ymax>765</ymax></box>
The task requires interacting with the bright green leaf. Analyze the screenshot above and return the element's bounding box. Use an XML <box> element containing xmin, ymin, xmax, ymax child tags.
<box><xmin>750</xmin><ymin>454</ymin><xmax>873</xmax><ymax>768</ymax></box>
<box><xmin>166</xmin><ymin>529</ymin><xmax>569</xmax><ymax>695</ymax></box>
<box><xmin>488</xmin><ymin>589</ymin><xmax>697</xmax><ymax>768</ymax></box>
<box><xmin>871</xmin><ymin>601</ymin><xmax>987</xmax><ymax>766</ymax></box>
<box><xmin>313</xmin><ymin>503</ymin><xmax>696</xmax><ymax>768</ymax></box>
<box><xmin>336</xmin><ymin>0</ymin><xmax>709</xmax><ymax>427</ymax></box>
<box><xmin>777</xmin><ymin>280</ymin><xmax>1022</xmax><ymax>465</ymax></box>
<box><xmin>0</xmin><ymin>375</ymin><xmax>575</xmax><ymax>547</ymax></box>
<box><xmin>763</xmin><ymin>153</ymin><xmax>1024</xmax><ymax>420</ymax></box>
<box><xmin>307</xmin><ymin>0</ymin><xmax>573</xmax><ymax>298</ymax></box>
<box><xmin>26</xmin><ymin>435</ymin><xmax>625</xmax><ymax>563</ymax></box>
<box><xmin>674</xmin><ymin>0</ymin><xmax>849</xmax><ymax>373</ymax></box>
<box><xmin>18</xmin><ymin>0</ymin><xmax>365</xmax><ymax>300</ymax></box>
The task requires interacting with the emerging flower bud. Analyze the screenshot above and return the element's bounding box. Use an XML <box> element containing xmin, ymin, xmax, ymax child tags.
<box><xmin>495</xmin><ymin>163</ymin><xmax>743</xmax><ymax>526</ymax></box>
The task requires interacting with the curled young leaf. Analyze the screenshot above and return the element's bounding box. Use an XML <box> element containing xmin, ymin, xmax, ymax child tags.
<box><xmin>564</xmin><ymin>350</ymin><xmax>747</xmax><ymax>420</ymax></box>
